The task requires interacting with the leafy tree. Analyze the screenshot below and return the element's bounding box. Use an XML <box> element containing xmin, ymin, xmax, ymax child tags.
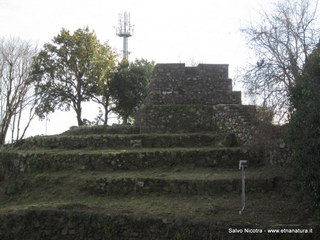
<box><xmin>32</xmin><ymin>27</ymin><xmax>117</xmax><ymax>126</ymax></box>
<box><xmin>241</xmin><ymin>0</ymin><xmax>319</xmax><ymax>121</ymax></box>
<box><xmin>0</xmin><ymin>37</ymin><xmax>38</xmax><ymax>145</ymax></box>
<box><xmin>88</xmin><ymin>42</ymin><xmax>117</xmax><ymax>125</ymax></box>
<box><xmin>110</xmin><ymin>59</ymin><xmax>154</xmax><ymax>124</ymax></box>
<box><xmin>287</xmin><ymin>42</ymin><xmax>320</xmax><ymax>210</ymax></box>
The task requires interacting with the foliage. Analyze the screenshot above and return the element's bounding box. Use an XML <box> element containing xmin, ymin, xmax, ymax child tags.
<box><xmin>86</xmin><ymin>40</ymin><xmax>117</xmax><ymax>125</ymax></box>
<box><xmin>0</xmin><ymin>37</ymin><xmax>38</xmax><ymax>145</ymax></box>
<box><xmin>241</xmin><ymin>0</ymin><xmax>319</xmax><ymax>122</ymax></box>
<box><xmin>287</xmin><ymin>42</ymin><xmax>320</xmax><ymax>209</ymax></box>
<box><xmin>110</xmin><ymin>59</ymin><xmax>154</xmax><ymax>124</ymax></box>
<box><xmin>32</xmin><ymin>27</ymin><xmax>117</xmax><ymax>126</ymax></box>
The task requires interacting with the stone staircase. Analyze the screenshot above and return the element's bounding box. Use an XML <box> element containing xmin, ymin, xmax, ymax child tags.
<box><xmin>0</xmin><ymin>130</ymin><xmax>255</xmax><ymax>174</ymax></box>
<box><xmin>0</xmin><ymin>125</ymin><xmax>315</xmax><ymax>239</ymax></box>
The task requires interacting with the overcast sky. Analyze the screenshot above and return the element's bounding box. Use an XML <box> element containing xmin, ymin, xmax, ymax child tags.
<box><xmin>0</xmin><ymin>0</ymin><xmax>271</xmax><ymax>137</ymax></box>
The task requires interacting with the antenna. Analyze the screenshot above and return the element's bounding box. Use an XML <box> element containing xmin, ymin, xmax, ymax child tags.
<box><xmin>116</xmin><ymin>12</ymin><xmax>134</xmax><ymax>60</ymax></box>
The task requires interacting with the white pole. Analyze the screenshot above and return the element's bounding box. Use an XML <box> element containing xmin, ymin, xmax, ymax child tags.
<box><xmin>123</xmin><ymin>37</ymin><xmax>128</xmax><ymax>59</ymax></box>
<box><xmin>240</xmin><ymin>166</ymin><xmax>246</xmax><ymax>214</ymax></box>
<box><xmin>239</xmin><ymin>160</ymin><xmax>247</xmax><ymax>215</ymax></box>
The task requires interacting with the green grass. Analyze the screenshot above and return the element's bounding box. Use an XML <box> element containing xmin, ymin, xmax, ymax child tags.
<box><xmin>17</xmin><ymin>132</ymin><xmax>221</xmax><ymax>139</ymax></box>
<box><xmin>59</xmin><ymin>132</ymin><xmax>221</xmax><ymax>138</ymax></box>
<box><xmin>0</xmin><ymin>166</ymin><xmax>302</xmax><ymax>225</ymax></box>
<box><xmin>0</xmin><ymin>146</ymin><xmax>242</xmax><ymax>155</ymax></box>
<box><xmin>16</xmin><ymin>165</ymin><xmax>291</xmax><ymax>181</ymax></box>
<box><xmin>0</xmin><ymin>189</ymin><xmax>309</xmax><ymax>225</ymax></box>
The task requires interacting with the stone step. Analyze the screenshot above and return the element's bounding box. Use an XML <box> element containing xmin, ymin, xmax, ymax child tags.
<box><xmin>61</xmin><ymin>124</ymin><xmax>140</xmax><ymax>136</ymax></box>
<box><xmin>1</xmin><ymin>206</ymin><xmax>316</xmax><ymax>240</ymax></box>
<box><xmin>0</xmin><ymin>147</ymin><xmax>258</xmax><ymax>178</ymax></box>
<box><xmin>84</xmin><ymin>175</ymin><xmax>285</xmax><ymax>196</ymax></box>
<box><xmin>0</xmin><ymin>186</ymin><xmax>312</xmax><ymax>240</ymax></box>
<box><xmin>79</xmin><ymin>167</ymin><xmax>289</xmax><ymax>196</ymax></box>
<box><xmin>0</xmin><ymin>165</ymin><xmax>312</xmax><ymax>239</ymax></box>
<box><xmin>1</xmin><ymin>167</ymin><xmax>289</xmax><ymax>197</ymax></box>
<box><xmin>11</xmin><ymin>133</ymin><xmax>231</xmax><ymax>150</ymax></box>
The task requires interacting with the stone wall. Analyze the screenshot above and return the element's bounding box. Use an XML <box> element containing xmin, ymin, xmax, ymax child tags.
<box><xmin>84</xmin><ymin>176</ymin><xmax>285</xmax><ymax>196</ymax></box>
<box><xmin>212</xmin><ymin>104</ymin><xmax>257</xmax><ymax>145</ymax></box>
<box><xmin>135</xmin><ymin>63</ymin><xmax>258</xmax><ymax>145</ymax></box>
<box><xmin>0</xmin><ymin>209</ymin><xmax>317</xmax><ymax>240</ymax></box>
<box><xmin>8</xmin><ymin>133</ymin><xmax>225</xmax><ymax>150</ymax></box>
<box><xmin>62</xmin><ymin>124</ymin><xmax>140</xmax><ymax>136</ymax></box>
<box><xmin>143</xmin><ymin>64</ymin><xmax>241</xmax><ymax>105</ymax></box>
<box><xmin>137</xmin><ymin>104</ymin><xmax>257</xmax><ymax>145</ymax></box>
<box><xmin>137</xmin><ymin>104</ymin><xmax>217</xmax><ymax>133</ymax></box>
<box><xmin>0</xmin><ymin>148</ymin><xmax>257</xmax><ymax>180</ymax></box>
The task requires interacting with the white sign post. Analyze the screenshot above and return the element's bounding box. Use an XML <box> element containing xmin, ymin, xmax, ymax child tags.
<box><xmin>239</xmin><ymin>160</ymin><xmax>248</xmax><ymax>215</ymax></box>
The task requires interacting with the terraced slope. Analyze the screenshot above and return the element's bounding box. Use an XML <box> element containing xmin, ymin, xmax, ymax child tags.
<box><xmin>0</xmin><ymin>126</ymin><xmax>317</xmax><ymax>239</ymax></box>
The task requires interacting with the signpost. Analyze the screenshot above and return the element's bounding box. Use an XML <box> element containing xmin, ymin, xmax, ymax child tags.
<box><xmin>239</xmin><ymin>160</ymin><xmax>248</xmax><ymax>215</ymax></box>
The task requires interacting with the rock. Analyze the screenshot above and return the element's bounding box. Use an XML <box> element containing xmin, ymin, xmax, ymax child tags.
<box><xmin>61</xmin><ymin>227</ymin><xmax>68</xmax><ymax>235</ymax></box>
<box><xmin>136</xmin><ymin>181</ymin><xmax>145</xmax><ymax>187</ymax></box>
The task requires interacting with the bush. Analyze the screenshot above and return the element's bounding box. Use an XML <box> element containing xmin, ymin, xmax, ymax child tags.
<box><xmin>247</xmin><ymin>110</ymin><xmax>288</xmax><ymax>166</ymax></box>
<box><xmin>287</xmin><ymin>43</ymin><xmax>320</xmax><ymax>209</ymax></box>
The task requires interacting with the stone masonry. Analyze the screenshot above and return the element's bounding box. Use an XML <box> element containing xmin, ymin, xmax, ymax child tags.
<box><xmin>135</xmin><ymin>63</ymin><xmax>257</xmax><ymax>144</ymax></box>
<box><xmin>143</xmin><ymin>63</ymin><xmax>241</xmax><ymax>105</ymax></box>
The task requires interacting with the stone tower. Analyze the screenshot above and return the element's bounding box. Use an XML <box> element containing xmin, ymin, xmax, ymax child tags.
<box><xmin>135</xmin><ymin>63</ymin><xmax>257</xmax><ymax>144</ymax></box>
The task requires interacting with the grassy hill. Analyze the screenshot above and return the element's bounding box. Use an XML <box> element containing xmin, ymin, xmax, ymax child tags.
<box><xmin>0</xmin><ymin>125</ymin><xmax>318</xmax><ymax>239</ymax></box>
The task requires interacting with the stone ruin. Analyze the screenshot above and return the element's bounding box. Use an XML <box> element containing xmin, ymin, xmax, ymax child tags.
<box><xmin>0</xmin><ymin>64</ymin><xmax>296</xmax><ymax>240</ymax></box>
<box><xmin>135</xmin><ymin>63</ymin><xmax>258</xmax><ymax>144</ymax></box>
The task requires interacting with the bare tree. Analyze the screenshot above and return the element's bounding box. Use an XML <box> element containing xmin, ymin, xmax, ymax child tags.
<box><xmin>241</xmin><ymin>0</ymin><xmax>319</xmax><ymax>122</ymax></box>
<box><xmin>0</xmin><ymin>38</ymin><xmax>38</xmax><ymax>145</ymax></box>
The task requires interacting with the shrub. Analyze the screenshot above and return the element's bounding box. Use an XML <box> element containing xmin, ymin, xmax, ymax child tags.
<box><xmin>287</xmin><ymin>43</ymin><xmax>320</xmax><ymax>209</ymax></box>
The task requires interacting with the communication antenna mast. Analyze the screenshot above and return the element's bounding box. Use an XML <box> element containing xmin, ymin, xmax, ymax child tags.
<box><xmin>116</xmin><ymin>12</ymin><xmax>134</xmax><ymax>60</ymax></box>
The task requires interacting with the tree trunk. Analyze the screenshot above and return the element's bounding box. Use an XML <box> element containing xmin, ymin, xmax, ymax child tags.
<box><xmin>0</xmin><ymin>111</ymin><xmax>13</xmax><ymax>145</ymax></box>
<box><xmin>0</xmin><ymin>133</ymin><xmax>5</xmax><ymax>146</ymax></box>
<box><xmin>122</xmin><ymin>115</ymin><xmax>128</xmax><ymax>125</ymax></box>
<box><xmin>102</xmin><ymin>95</ymin><xmax>110</xmax><ymax>126</ymax></box>
<box><xmin>75</xmin><ymin>101</ymin><xmax>83</xmax><ymax>126</ymax></box>
<box><xmin>77</xmin><ymin>112</ymin><xmax>83</xmax><ymax>126</ymax></box>
<box><xmin>104</xmin><ymin>108</ymin><xmax>108</xmax><ymax>125</ymax></box>
<box><xmin>11</xmin><ymin>112</ymin><xmax>17</xmax><ymax>143</ymax></box>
